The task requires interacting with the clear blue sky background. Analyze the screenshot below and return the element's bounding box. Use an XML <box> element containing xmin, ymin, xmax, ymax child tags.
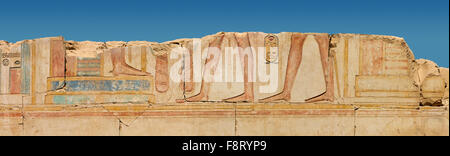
<box><xmin>0</xmin><ymin>0</ymin><xmax>448</xmax><ymax>67</ymax></box>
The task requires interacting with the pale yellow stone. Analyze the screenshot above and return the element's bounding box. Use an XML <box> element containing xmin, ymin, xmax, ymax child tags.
<box><xmin>127</xmin><ymin>41</ymin><xmax>157</xmax><ymax>47</ymax></box>
<box><xmin>0</xmin><ymin>117</ymin><xmax>23</xmax><ymax>136</ymax></box>
<box><xmin>236</xmin><ymin>117</ymin><xmax>354</xmax><ymax>136</ymax></box>
<box><xmin>413</xmin><ymin>59</ymin><xmax>440</xmax><ymax>86</ymax></box>
<box><xmin>105</xmin><ymin>41</ymin><xmax>126</xmax><ymax>49</ymax></box>
<box><xmin>24</xmin><ymin>117</ymin><xmax>119</xmax><ymax>136</ymax></box>
<box><xmin>355</xmin><ymin>115</ymin><xmax>449</xmax><ymax>136</ymax></box>
<box><xmin>65</xmin><ymin>41</ymin><xmax>106</xmax><ymax>58</ymax></box>
<box><xmin>150</xmin><ymin>43</ymin><xmax>175</xmax><ymax>56</ymax></box>
<box><xmin>439</xmin><ymin>68</ymin><xmax>449</xmax><ymax>102</ymax></box>
<box><xmin>119</xmin><ymin>117</ymin><xmax>235</xmax><ymax>136</ymax></box>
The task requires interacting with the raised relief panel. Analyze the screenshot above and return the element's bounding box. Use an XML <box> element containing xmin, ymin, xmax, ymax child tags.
<box><xmin>0</xmin><ymin>42</ymin><xmax>32</xmax><ymax>105</ymax></box>
<box><xmin>259</xmin><ymin>33</ymin><xmax>333</xmax><ymax>103</ymax></box>
<box><xmin>290</xmin><ymin>34</ymin><xmax>327</xmax><ymax>102</ymax></box>
<box><xmin>59</xmin><ymin>45</ymin><xmax>156</xmax><ymax>105</ymax></box>
<box><xmin>0</xmin><ymin>33</ymin><xmax>448</xmax><ymax>136</ymax></box>
<box><xmin>0</xmin><ymin>33</ymin><xmax>445</xmax><ymax>107</ymax></box>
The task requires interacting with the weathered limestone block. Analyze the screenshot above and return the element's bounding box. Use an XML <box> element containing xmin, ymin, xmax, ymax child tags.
<box><xmin>413</xmin><ymin>59</ymin><xmax>440</xmax><ymax>86</ymax></box>
<box><xmin>0</xmin><ymin>37</ymin><xmax>64</xmax><ymax>105</ymax></box>
<box><xmin>355</xmin><ymin>113</ymin><xmax>449</xmax><ymax>136</ymax></box>
<box><xmin>24</xmin><ymin>117</ymin><xmax>119</xmax><ymax>136</ymax></box>
<box><xmin>64</xmin><ymin>41</ymin><xmax>106</xmax><ymax>77</ymax></box>
<box><xmin>0</xmin><ymin>32</ymin><xmax>448</xmax><ymax>136</ymax></box>
<box><xmin>0</xmin><ymin>32</ymin><xmax>448</xmax><ymax>106</ymax></box>
<box><xmin>411</xmin><ymin>59</ymin><xmax>448</xmax><ymax>105</ymax></box>
<box><xmin>236</xmin><ymin>116</ymin><xmax>354</xmax><ymax>136</ymax></box>
<box><xmin>119</xmin><ymin>117</ymin><xmax>235</xmax><ymax>136</ymax></box>
<box><xmin>330</xmin><ymin>34</ymin><xmax>421</xmax><ymax>105</ymax></box>
<box><xmin>0</xmin><ymin>105</ymin><xmax>23</xmax><ymax>136</ymax></box>
<box><xmin>65</xmin><ymin>41</ymin><xmax>106</xmax><ymax>58</ymax></box>
<box><xmin>439</xmin><ymin>68</ymin><xmax>449</xmax><ymax>106</ymax></box>
<box><xmin>105</xmin><ymin>41</ymin><xmax>126</xmax><ymax>49</ymax></box>
<box><xmin>0</xmin><ymin>117</ymin><xmax>23</xmax><ymax>136</ymax></box>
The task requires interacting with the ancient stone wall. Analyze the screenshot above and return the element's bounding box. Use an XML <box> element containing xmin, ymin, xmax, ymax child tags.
<box><xmin>0</xmin><ymin>32</ymin><xmax>448</xmax><ymax>136</ymax></box>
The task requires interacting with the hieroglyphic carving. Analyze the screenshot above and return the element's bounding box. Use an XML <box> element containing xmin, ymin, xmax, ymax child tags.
<box><xmin>264</xmin><ymin>34</ymin><xmax>279</xmax><ymax>64</ymax></box>
<box><xmin>0</xmin><ymin>42</ymin><xmax>31</xmax><ymax>95</ymax></box>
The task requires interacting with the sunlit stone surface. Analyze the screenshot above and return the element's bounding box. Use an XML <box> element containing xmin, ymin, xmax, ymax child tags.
<box><xmin>0</xmin><ymin>32</ymin><xmax>448</xmax><ymax>136</ymax></box>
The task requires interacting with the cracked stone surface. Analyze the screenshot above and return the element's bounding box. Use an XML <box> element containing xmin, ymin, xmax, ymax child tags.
<box><xmin>0</xmin><ymin>32</ymin><xmax>448</xmax><ymax>136</ymax></box>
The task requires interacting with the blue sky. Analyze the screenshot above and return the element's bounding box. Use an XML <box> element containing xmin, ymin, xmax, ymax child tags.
<box><xmin>0</xmin><ymin>0</ymin><xmax>448</xmax><ymax>67</ymax></box>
